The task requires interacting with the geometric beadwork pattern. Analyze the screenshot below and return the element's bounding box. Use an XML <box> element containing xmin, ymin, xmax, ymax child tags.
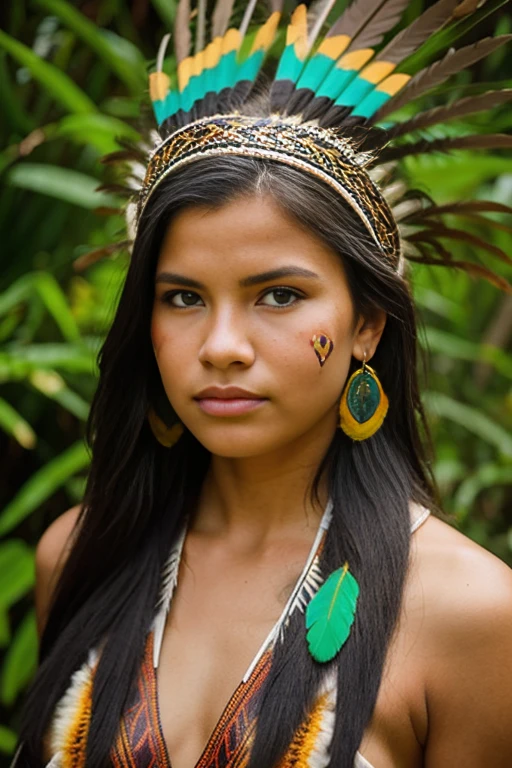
<box><xmin>138</xmin><ymin>114</ymin><xmax>400</xmax><ymax>266</ymax></box>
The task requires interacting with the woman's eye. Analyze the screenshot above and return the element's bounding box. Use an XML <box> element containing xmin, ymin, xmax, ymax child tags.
<box><xmin>162</xmin><ymin>290</ymin><xmax>203</xmax><ymax>307</ymax></box>
<box><xmin>259</xmin><ymin>288</ymin><xmax>303</xmax><ymax>308</ymax></box>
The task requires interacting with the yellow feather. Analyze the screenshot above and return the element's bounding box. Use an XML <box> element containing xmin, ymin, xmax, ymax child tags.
<box><xmin>250</xmin><ymin>11</ymin><xmax>282</xmax><ymax>54</ymax></box>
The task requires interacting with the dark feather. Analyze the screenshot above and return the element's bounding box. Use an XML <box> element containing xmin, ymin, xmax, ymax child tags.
<box><xmin>326</xmin><ymin>0</ymin><xmax>409</xmax><ymax>50</ymax></box>
<box><xmin>174</xmin><ymin>0</ymin><xmax>191</xmax><ymax>64</ymax></box>
<box><xmin>451</xmin><ymin>0</ymin><xmax>488</xmax><ymax>19</ymax></box>
<box><xmin>407</xmin><ymin>200</ymin><xmax>512</xmax><ymax>220</ymax></box>
<box><xmin>373</xmin><ymin>34</ymin><xmax>512</xmax><ymax>121</ymax></box>
<box><xmin>73</xmin><ymin>241</ymin><xmax>132</xmax><ymax>272</ymax></box>
<box><xmin>388</xmin><ymin>89</ymin><xmax>512</xmax><ymax>138</ymax></box>
<box><xmin>382</xmin><ymin>132</ymin><xmax>512</xmax><ymax>161</ymax></box>
<box><xmin>95</xmin><ymin>183</ymin><xmax>135</xmax><ymax>198</ymax></box>
<box><xmin>211</xmin><ymin>0</ymin><xmax>235</xmax><ymax>39</ymax></box>
<box><xmin>411</xmin><ymin>222</ymin><xmax>512</xmax><ymax>265</ymax></box>
<box><xmin>93</xmin><ymin>206</ymin><xmax>124</xmax><ymax>216</ymax></box>
<box><xmin>375</xmin><ymin>0</ymin><xmax>459</xmax><ymax>63</ymax></box>
<box><xmin>406</xmin><ymin>250</ymin><xmax>512</xmax><ymax>293</ymax></box>
<box><xmin>452</xmin><ymin>213</ymin><xmax>512</xmax><ymax>234</ymax></box>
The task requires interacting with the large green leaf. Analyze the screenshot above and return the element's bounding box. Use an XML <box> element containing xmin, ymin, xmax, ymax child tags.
<box><xmin>0</xmin><ymin>343</ymin><xmax>97</xmax><ymax>378</ymax></box>
<box><xmin>33</xmin><ymin>272</ymin><xmax>81</xmax><ymax>342</ymax></box>
<box><xmin>0</xmin><ymin>609</ymin><xmax>38</xmax><ymax>706</ymax></box>
<box><xmin>404</xmin><ymin>154</ymin><xmax>512</xmax><ymax>200</ymax></box>
<box><xmin>0</xmin><ymin>28</ymin><xmax>96</xmax><ymax>114</ymax></box>
<box><xmin>0</xmin><ymin>398</ymin><xmax>36</xmax><ymax>449</ymax></box>
<box><xmin>423</xmin><ymin>392</ymin><xmax>512</xmax><ymax>458</ymax></box>
<box><xmin>0</xmin><ymin>540</ymin><xmax>35</xmax><ymax>608</ymax></box>
<box><xmin>0</xmin><ymin>441</ymin><xmax>90</xmax><ymax>536</ymax></box>
<box><xmin>55</xmin><ymin>113</ymin><xmax>141</xmax><ymax>154</ymax></box>
<box><xmin>34</xmin><ymin>0</ymin><xmax>146</xmax><ymax>93</ymax></box>
<box><xmin>6</xmin><ymin>164</ymin><xmax>120</xmax><ymax>209</ymax></box>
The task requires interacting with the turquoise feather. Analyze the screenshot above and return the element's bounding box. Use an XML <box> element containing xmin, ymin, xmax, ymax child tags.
<box><xmin>305</xmin><ymin>562</ymin><xmax>359</xmax><ymax>663</ymax></box>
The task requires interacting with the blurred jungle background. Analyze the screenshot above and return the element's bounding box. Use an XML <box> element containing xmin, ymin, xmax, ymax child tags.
<box><xmin>0</xmin><ymin>0</ymin><xmax>511</xmax><ymax>760</ymax></box>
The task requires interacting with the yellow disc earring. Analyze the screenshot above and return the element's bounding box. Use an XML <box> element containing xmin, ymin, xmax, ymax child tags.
<box><xmin>339</xmin><ymin>352</ymin><xmax>389</xmax><ymax>441</ymax></box>
<box><xmin>147</xmin><ymin>406</ymin><xmax>184</xmax><ymax>448</ymax></box>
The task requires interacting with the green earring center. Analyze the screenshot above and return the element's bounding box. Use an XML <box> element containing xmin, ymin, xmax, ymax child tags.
<box><xmin>346</xmin><ymin>372</ymin><xmax>381</xmax><ymax>424</ymax></box>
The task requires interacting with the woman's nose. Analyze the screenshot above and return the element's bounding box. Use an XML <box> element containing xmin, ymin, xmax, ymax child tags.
<box><xmin>197</xmin><ymin>308</ymin><xmax>255</xmax><ymax>369</ymax></box>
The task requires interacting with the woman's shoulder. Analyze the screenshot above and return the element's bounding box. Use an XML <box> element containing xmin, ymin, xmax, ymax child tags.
<box><xmin>35</xmin><ymin>504</ymin><xmax>83</xmax><ymax>639</ymax></box>
<box><xmin>407</xmin><ymin>514</ymin><xmax>512</xmax><ymax>761</ymax></box>
<box><xmin>411</xmin><ymin>513</ymin><xmax>512</xmax><ymax>625</ymax></box>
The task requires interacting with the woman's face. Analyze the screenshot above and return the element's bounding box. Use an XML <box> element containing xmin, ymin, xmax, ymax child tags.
<box><xmin>151</xmin><ymin>193</ymin><xmax>385</xmax><ymax>458</ymax></box>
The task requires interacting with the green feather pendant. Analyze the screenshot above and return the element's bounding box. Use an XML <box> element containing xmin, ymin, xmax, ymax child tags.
<box><xmin>305</xmin><ymin>562</ymin><xmax>360</xmax><ymax>663</ymax></box>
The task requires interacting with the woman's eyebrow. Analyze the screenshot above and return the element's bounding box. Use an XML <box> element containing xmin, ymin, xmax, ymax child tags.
<box><xmin>155</xmin><ymin>266</ymin><xmax>321</xmax><ymax>289</ymax></box>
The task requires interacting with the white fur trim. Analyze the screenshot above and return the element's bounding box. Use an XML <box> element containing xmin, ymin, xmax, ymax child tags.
<box><xmin>306</xmin><ymin>668</ymin><xmax>337</xmax><ymax>768</ymax></box>
<box><xmin>49</xmin><ymin>647</ymin><xmax>99</xmax><ymax>755</ymax></box>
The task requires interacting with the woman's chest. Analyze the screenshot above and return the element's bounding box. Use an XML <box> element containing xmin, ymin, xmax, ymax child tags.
<box><xmin>157</xmin><ymin>542</ymin><xmax>430</xmax><ymax>768</ymax></box>
<box><xmin>156</xmin><ymin>540</ymin><xmax>308</xmax><ymax>768</ymax></box>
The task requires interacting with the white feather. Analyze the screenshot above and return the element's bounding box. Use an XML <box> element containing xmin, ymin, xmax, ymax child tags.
<box><xmin>49</xmin><ymin>647</ymin><xmax>99</xmax><ymax>755</ymax></box>
<box><xmin>243</xmin><ymin>499</ymin><xmax>333</xmax><ymax>682</ymax></box>
<box><xmin>152</xmin><ymin>522</ymin><xmax>188</xmax><ymax>667</ymax></box>
<box><xmin>307</xmin><ymin>667</ymin><xmax>337</xmax><ymax>767</ymax></box>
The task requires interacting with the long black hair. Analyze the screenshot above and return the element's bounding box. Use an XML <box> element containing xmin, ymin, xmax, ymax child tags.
<box><xmin>17</xmin><ymin>143</ymin><xmax>441</xmax><ymax>767</ymax></box>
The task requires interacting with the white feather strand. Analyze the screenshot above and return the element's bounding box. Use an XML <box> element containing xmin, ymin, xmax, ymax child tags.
<box><xmin>152</xmin><ymin>522</ymin><xmax>188</xmax><ymax>667</ymax></box>
<box><xmin>49</xmin><ymin>647</ymin><xmax>99</xmax><ymax>756</ymax></box>
<box><xmin>306</xmin><ymin>668</ymin><xmax>337</xmax><ymax>767</ymax></box>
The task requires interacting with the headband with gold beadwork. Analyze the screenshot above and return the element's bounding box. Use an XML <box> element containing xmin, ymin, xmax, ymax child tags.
<box><xmin>108</xmin><ymin>0</ymin><xmax>512</xmax><ymax>294</ymax></box>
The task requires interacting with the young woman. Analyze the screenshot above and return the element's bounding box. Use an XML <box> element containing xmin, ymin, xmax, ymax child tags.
<box><xmin>12</xmin><ymin>2</ymin><xmax>512</xmax><ymax>767</ymax></box>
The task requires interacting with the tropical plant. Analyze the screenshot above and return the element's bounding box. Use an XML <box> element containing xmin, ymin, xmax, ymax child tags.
<box><xmin>0</xmin><ymin>0</ymin><xmax>511</xmax><ymax>760</ymax></box>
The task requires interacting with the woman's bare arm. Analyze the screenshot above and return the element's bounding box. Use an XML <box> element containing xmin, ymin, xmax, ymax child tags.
<box><xmin>34</xmin><ymin>505</ymin><xmax>82</xmax><ymax>641</ymax></box>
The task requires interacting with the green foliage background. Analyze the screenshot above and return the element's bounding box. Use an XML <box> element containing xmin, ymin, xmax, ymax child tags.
<box><xmin>0</xmin><ymin>0</ymin><xmax>511</xmax><ymax>759</ymax></box>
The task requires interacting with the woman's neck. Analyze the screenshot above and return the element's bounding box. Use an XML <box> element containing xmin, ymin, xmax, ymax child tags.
<box><xmin>191</xmin><ymin>424</ymin><xmax>334</xmax><ymax>545</ymax></box>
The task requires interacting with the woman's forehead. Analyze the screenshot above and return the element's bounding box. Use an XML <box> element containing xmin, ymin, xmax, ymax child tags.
<box><xmin>157</xmin><ymin>194</ymin><xmax>342</xmax><ymax>278</ymax></box>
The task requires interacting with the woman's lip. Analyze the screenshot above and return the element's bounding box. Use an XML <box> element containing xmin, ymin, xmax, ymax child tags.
<box><xmin>195</xmin><ymin>397</ymin><xmax>267</xmax><ymax>416</ymax></box>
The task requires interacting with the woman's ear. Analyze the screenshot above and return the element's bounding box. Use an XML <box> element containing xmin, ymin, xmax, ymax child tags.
<box><xmin>352</xmin><ymin>308</ymin><xmax>387</xmax><ymax>361</ymax></box>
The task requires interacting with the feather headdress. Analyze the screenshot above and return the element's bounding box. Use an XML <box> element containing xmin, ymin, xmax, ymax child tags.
<box><xmin>97</xmin><ymin>0</ymin><xmax>512</xmax><ymax>293</ymax></box>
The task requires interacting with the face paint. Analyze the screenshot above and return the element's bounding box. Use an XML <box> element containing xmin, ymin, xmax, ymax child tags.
<box><xmin>310</xmin><ymin>333</ymin><xmax>334</xmax><ymax>367</ymax></box>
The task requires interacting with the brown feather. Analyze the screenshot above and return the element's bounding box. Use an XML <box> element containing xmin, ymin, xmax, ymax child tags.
<box><xmin>327</xmin><ymin>0</ymin><xmax>409</xmax><ymax>50</ymax></box>
<box><xmin>407</xmin><ymin>200</ymin><xmax>512</xmax><ymax>220</ymax></box>
<box><xmin>407</xmin><ymin>251</ymin><xmax>512</xmax><ymax>293</ymax></box>
<box><xmin>451</xmin><ymin>0</ymin><xmax>487</xmax><ymax>19</ymax></box>
<box><xmin>196</xmin><ymin>0</ymin><xmax>207</xmax><ymax>52</ymax></box>
<box><xmin>453</xmin><ymin>213</ymin><xmax>512</xmax><ymax>234</ymax></box>
<box><xmin>382</xmin><ymin>133</ymin><xmax>512</xmax><ymax>161</ymax></box>
<box><xmin>174</xmin><ymin>0</ymin><xmax>191</xmax><ymax>64</ymax></box>
<box><xmin>95</xmin><ymin>183</ymin><xmax>135</xmax><ymax>198</ymax></box>
<box><xmin>93</xmin><ymin>206</ymin><xmax>124</xmax><ymax>216</ymax></box>
<box><xmin>211</xmin><ymin>0</ymin><xmax>236</xmax><ymax>40</ymax></box>
<box><xmin>373</xmin><ymin>34</ymin><xmax>512</xmax><ymax>121</ymax></box>
<box><xmin>388</xmin><ymin>89</ymin><xmax>512</xmax><ymax>138</ymax></box>
<box><xmin>73</xmin><ymin>241</ymin><xmax>132</xmax><ymax>272</ymax></box>
<box><xmin>375</xmin><ymin>0</ymin><xmax>459</xmax><ymax>63</ymax></box>
<box><xmin>410</xmin><ymin>223</ymin><xmax>512</xmax><ymax>265</ymax></box>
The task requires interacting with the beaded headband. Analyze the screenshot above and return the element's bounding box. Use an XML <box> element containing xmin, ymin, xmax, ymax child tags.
<box><xmin>96</xmin><ymin>1</ymin><xmax>511</xmax><ymax>295</ymax></box>
<box><xmin>137</xmin><ymin>113</ymin><xmax>400</xmax><ymax>265</ymax></box>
